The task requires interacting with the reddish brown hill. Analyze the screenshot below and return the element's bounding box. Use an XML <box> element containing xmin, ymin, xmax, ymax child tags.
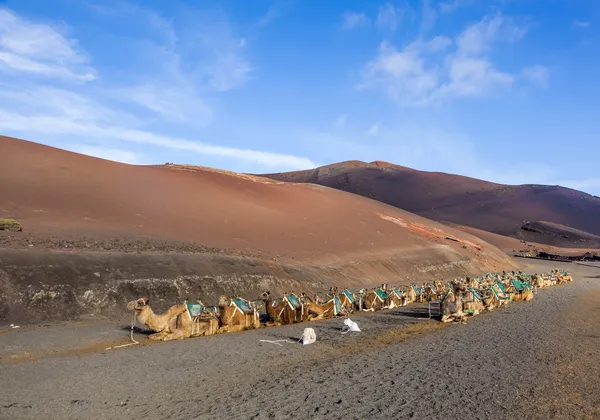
<box><xmin>261</xmin><ymin>161</ymin><xmax>600</xmax><ymax>248</ymax></box>
<box><xmin>0</xmin><ymin>136</ymin><xmax>512</xmax><ymax>265</ymax></box>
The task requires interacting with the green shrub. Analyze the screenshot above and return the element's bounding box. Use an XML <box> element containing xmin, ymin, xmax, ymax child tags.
<box><xmin>0</xmin><ymin>218</ymin><xmax>22</xmax><ymax>232</ymax></box>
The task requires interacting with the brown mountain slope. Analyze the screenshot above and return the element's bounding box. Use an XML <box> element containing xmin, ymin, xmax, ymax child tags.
<box><xmin>261</xmin><ymin>160</ymin><xmax>600</xmax><ymax>248</ymax></box>
<box><xmin>0</xmin><ymin>137</ymin><xmax>517</xmax><ymax>323</ymax></box>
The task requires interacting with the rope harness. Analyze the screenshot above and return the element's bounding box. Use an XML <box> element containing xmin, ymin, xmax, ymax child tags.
<box><xmin>105</xmin><ymin>311</ymin><xmax>139</xmax><ymax>351</ymax></box>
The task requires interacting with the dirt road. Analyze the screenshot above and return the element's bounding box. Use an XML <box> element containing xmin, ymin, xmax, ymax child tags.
<box><xmin>1</xmin><ymin>259</ymin><xmax>598</xmax><ymax>419</ymax></box>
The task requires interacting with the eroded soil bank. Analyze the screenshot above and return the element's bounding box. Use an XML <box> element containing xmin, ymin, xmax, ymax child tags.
<box><xmin>0</xmin><ymin>237</ymin><xmax>515</xmax><ymax>324</ymax></box>
<box><xmin>0</xmin><ymin>260</ymin><xmax>598</xmax><ymax>420</ymax></box>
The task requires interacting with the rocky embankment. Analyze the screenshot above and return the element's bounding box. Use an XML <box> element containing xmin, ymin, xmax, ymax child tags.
<box><xmin>0</xmin><ymin>234</ymin><xmax>516</xmax><ymax>325</ymax></box>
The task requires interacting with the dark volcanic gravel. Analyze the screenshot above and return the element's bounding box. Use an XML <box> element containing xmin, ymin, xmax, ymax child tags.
<box><xmin>1</xmin><ymin>260</ymin><xmax>599</xmax><ymax>420</ymax></box>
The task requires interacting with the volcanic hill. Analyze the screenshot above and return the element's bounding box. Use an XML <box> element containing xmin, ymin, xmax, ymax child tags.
<box><xmin>0</xmin><ymin>136</ymin><xmax>515</xmax><ymax>324</ymax></box>
<box><xmin>261</xmin><ymin>161</ymin><xmax>600</xmax><ymax>248</ymax></box>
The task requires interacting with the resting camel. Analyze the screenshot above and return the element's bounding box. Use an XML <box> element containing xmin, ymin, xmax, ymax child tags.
<box><xmin>440</xmin><ymin>290</ymin><xmax>465</xmax><ymax>323</ymax></box>
<box><xmin>362</xmin><ymin>288</ymin><xmax>389</xmax><ymax>311</ymax></box>
<box><xmin>218</xmin><ymin>295</ymin><xmax>260</xmax><ymax>333</ymax></box>
<box><xmin>127</xmin><ymin>297</ymin><xmax>218</xmax><ymax>341</ymax></box>
<box><xmin>387</xmin><ymin>288</ymin><xmax>406</xmax><ymax>308</ymax></box>
<box><xmin>261</xmin><ymin>291</ymin><xmax>298</xmax><ymax>325</ymax></box>
<box><xmin>338</xmin><ymin>288</ymin><xmax>357</xmax><ymax>313</ymax></box>
<box><xmin>300</xmin><ymin>293</ymin><xmax>339</xmax><ymax>320</ymax></box>
<box><xmin>462</xmin><ymin>289</ymin><xmax>485</xmax><ymax>316</ymax></box>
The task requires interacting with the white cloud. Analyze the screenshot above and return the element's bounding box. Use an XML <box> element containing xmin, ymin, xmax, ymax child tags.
<box><xmin>572</xmin><ymin>21</ymin><xmax>591</xmax><ymax>29</ymax></box>
<box><xmin>0</xmin><ymin>7</ymin><xmax>314</xmax><ymax>172</ymax></box>
<box><xmin>376</xmin><ymin>3</ymin><xmax>404</xmax><ymax>32</ymax></box>
<box><xmin>342</xmin><ymin>12</ymin><xmax>370</xmax><ymax>30</ymax></box>
<box><xmin>439</xmin><ymin>0</ymin><xmax>475</xmax><ymax>14</ymax></box>
<box><xmin>359</xmin><ymin>13</ymin><xmax>543</xmax><ymax>105</ymax></box>
<box><xmin>520</xmin><ymin>65</ymin><xmax>549</xmax><ymax>88</ymax></box>
<box><xmin>456</xmin><ymin>14</ymin><xmax>527</xmax><ymax>55</ymax></box>
<box><xmin>420</xmin><ymin>0</ymin><xmax>438</xmax><ymax>33</ymax></box>
<box><xmin>367</xmin><ymin>123</ymin><xmax>380</xmax><ymax>136</ymax></box>
<box><xmin>114</xmin><ymin>83</ymin><xmax>212</xmax><ymax>123</ymax></box>
<box><xmin>68</xmin><ymin>145</ymin><xmax>145</xmax><ymax>164</ymax></box>
<box><xmin>0</xmin><ymin>8</ymin><xmax>95</xmax><ymax>81</ymax></box>
<box><xmin>0</xmin><ymin>110</ymin><xmax>316</xmax><ymax>170</ymax></box>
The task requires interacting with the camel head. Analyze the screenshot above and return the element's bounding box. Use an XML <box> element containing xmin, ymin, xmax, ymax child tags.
<box><xmin>127</xmin><ymin>297</ymin><xmax>150</xmax><ymax>313</ymax></box>
<box><xmin>218</xmin><ymin>295</ymin><xmax>231</xmax><ymax>307</ymax></box>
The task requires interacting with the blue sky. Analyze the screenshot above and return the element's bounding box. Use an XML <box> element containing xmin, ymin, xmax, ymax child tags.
<box><xmin>0</xmin><ymin>0</ymin><xmax>599</xmax><ymax>194</ymax></box>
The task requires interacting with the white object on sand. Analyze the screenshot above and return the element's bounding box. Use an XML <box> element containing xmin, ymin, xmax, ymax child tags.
<box><xmin>341</xmin><ymin>318</ymin><xmax>361</xmax><ymax>334</ymax></box>
<box><xmin>300</xmin><ymin>327</ymin><xmax>316</xmax><ymax>345</ymax></box>
<box><xmin>10</xmin><ymin>324</ymin><xmax>20</xmax><ymax>329</ymax></box>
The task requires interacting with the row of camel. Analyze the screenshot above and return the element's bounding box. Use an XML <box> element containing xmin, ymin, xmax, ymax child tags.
<box><xmin>126</xmin><ymin>269</ymin><xmax>573</xmax><ymax>341</ymax></box>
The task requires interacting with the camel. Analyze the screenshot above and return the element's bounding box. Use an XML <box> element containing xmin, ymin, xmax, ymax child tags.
<box><xmin>387</xmin><ymin>288</ymin><xmax>407</xmax><ymax>307</ymax></box>
<box><xmin>261</xmin><ymin>291</ymin><xmax>299</xmax><ymax>325</ymax></box>
<box><xmin>462</xmin><ymin>289</ymin><xmax>485</xmax><ymax>316</ymax></box>
<box><xmin>218</xmin><ymin>295</ymin><xmax>260</xmax><ymax>333</ymax></box>
<box><xmin>362</xmin><ymin>288</ymin><xmax>389</xmax><ymax>311</ymax></box>
<box><xmin>300</xmin><ymin>293</ymin><xmax>341</xmax><ymax>320</ymax></box>
<box><xmin>440</xmin><ymin>290</ymin><xmax>465</xmax><ymax>323</ymax></box>
<box><xmin>283</xmin><ymin>292</ymin><xmax>310</xmax><ymax>323</ymax></box>
<box><xmin>532</xmin><ymin>273</ymin><xmax>545</xmax><ymax>289</ymax></box>
<box><xmin>337</xmin><ymin>288</ymin><xmax>357</xmax><ymax>313</ymax></box>
<box><xmin>127</xmin><ymin>297</ymin><xmax>218</xmax><ymax>341</ymax></box>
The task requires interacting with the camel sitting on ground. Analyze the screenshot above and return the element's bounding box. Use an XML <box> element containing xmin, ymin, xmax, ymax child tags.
<box><xmin>338</xmin><ymin>288</ymin><xmax>357</xmax><ymax>313</ymax></box>
<box><xmin>532</xmin><ymin>273</ymin><xmax>545</xmax><ymax>289</ymax></box>
<box><xmin>127</xmin><ymin>298</ymin><xmax>219</xmax><ymax>341</ymax></box>
<box><xmin>218</xmin><ymin>295</ymin><xmax>260</xmax><ymax>333</ymax></box>
<box><xmin>387</xmin><ymin>288</ymin><xmax>407</xmax><ymax>307</ymax></box>
<box><xmin>362</xmin><ymin>288</ymin><xmax>389</xmax><ymax>311</ymax></box>
<box><xmin>440</xmin><ymin>290</ymin><xmax>464</xmax><ymax>323</ymax></box>
<box><xmin>300</xmin><ymin>293</ymin><xmax>340</xmax><ymax>320</ymax></box>
<box><xmin>261</xmin><ymin>291</ymin><xmax>298</xmax><ymax>325</ymax></box>
<box><xmin>462</xmin><ymin>289</ymin><xmax>485</xmax><ymax>316</ymax></box>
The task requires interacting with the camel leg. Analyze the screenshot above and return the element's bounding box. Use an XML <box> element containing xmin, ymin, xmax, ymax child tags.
<box><xmin>148</xmin><ymin>331</ymin><xmax>168</xmax><ymax>341</ymax></box>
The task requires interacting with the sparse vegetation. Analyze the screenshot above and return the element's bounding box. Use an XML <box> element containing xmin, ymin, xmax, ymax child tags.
<box><xmin>0</xmin><ymin>218</ymin><xmax>22</xmax><ymax>232</ymax></box>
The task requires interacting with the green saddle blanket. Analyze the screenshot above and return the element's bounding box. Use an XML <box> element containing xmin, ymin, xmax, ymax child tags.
<box><xmin>343</xmin><ymin>289</ymin><xmax>355</xmax><ymax>303</ymax></box>
<box><xmin>233</xmin><ymin>298</ymin><xmax>254</xmax><ymax>314</ymax></box>
<box><xmin>186</xmin><ymin>301</ymin><xmax>216</xmax><ymax>318</ymax></box>
<box><xmin>286</xmin><ymin>294</ymin><xmax>302</xmax><ymax>308</ymax></box>
<box><xmin>375</xmin><ymin>289</ymin><xmax>388</xmax><ymax>300</ymax></box>
<box><xmin>186</xmin><ymin>302</ymin><xmax>205</xmax><ymax>317</ymax></box>
<box><xmin>469</xmin><ymin>288</ymin><xmax>482</xmax><ymax>301</ymax></box>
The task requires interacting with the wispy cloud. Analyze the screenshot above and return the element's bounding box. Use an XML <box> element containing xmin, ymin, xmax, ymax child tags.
<box><xmin>420</xmin><ymin>0</ymin><xmax>438</xmax><ymax>33</ymax></box>
<box><xmin>366</xmin><ymin>123</ymin><xmax>380</xmax><ymax>136</ymax></box>
<box><xmin>257</xmin><ymin>1</ymin><xmax>292</xmax><ymax>27</ymax></box>
<box><xmin>0</xmin><ymin>109</ymin><xmax>317</xmax><ymax>169</ymax></box>
<box><xmin>0</xmin><ymin>8</ymin><xmax>95</xmax><ymax>81</ymax></box>
<box><xmin>439</xmin><ymin>0</ymin><xmax>475</xmax><ymax>14</ymax></box>
<box><xmin>342</xmin><ymin>12</ymin><xmax>370</xmax><ymax>30</ymax></box>
<box><xmin>68</xmin><ymin>145</ymin><xmax>146</xmax><ymax>164</ymax></box>
<box><xmin>376</xmin><ymin>3</ymin><xmax>405</xmax><ymax>32</ymax></box>
<box><xmin>359</xmin><ymin>13</ymin><xmax>546</xmax><ymax>105</ymax></box>
<box><xmin>0</xmin><ymin>6</ymin><xmax>314</xmax><ymax>172</ymax></box>
<box><xmin>115</xmin><ymin>83</ymin><xmax>213</xmax><ymax>123</ymax></box>
<box><xmin>572</xmin><ymin>20</ymin><xmax>591</xmax><ymax>29</ymax></box>
<box><xmin>520</xmin><ymin>65</ymin><xmax>549</xmax><ymax>88</ymax></box>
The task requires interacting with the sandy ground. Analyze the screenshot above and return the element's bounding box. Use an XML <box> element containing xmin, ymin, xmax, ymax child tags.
<box><xmin>0</xmin><ymin>259</ymin><xmax>598</xmax><ymax>419</ymax></box>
